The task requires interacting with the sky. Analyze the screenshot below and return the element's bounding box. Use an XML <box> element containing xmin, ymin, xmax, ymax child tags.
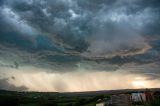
<box><xmin>0</xmin><ymin>0</ymin><xmax>160</xmax><ymax>92</ymax></box>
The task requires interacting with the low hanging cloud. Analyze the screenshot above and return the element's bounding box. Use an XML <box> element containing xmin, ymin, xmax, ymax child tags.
<box><xmin>0</xmin><ymin>78</ymin><xmax>28</xmax><ymax>91</ymax></box>
<box><xmin>4</xmin><ymin>69</ymin><xmax>160</xmax><ymax>92</ymax></box>
<box><xmin>0</xmin><ymin>60</ymin><xmax>160</xmax><ymax>92</ymax></box>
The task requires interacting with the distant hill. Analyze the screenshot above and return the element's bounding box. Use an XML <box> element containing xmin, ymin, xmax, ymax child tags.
<box><xmin>1</xmin><ymin>88</ymin><xmax>160</xmax><ymax>96</ymax></box>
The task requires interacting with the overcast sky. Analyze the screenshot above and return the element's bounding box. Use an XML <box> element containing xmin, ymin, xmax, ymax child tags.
<box><xmin>0</xmin><ymin>0</ymin><xmax>160</xmax><ymax>92</ymax></box>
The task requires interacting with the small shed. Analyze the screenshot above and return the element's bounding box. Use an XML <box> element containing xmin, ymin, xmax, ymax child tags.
<box><xmin>131</xmin><ymin>93</ymin><xmax>146</xmax><ymax>102</ymax></box>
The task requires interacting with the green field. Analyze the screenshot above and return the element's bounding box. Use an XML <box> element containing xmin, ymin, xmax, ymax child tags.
<box><xmin>0</xmin><ymin>89</ymin><xmax>160</xmax><ymax>106</ymax></box>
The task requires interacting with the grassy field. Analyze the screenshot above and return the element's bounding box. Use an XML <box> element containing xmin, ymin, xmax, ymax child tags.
<box><xmin>0</xmin><ymin>89</ymin><xmax>160</xmax><ymax>106</ymax></box>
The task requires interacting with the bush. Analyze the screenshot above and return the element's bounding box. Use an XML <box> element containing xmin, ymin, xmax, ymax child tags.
<box><xmin>0</xmin><ymin>95</ymin><xmax>20</xmax><ymax>106</ymax></box>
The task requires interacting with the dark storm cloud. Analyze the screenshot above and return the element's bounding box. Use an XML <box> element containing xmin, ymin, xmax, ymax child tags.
<box><xmin>121</xmin><ymin>62</ymin><xmax>160</xmax><ymax>80</ymax></box>
<box><xmin>0</xmin><ymin>78</ymin><xmax>28</xmax><ymax>91</ymax></box>
<box><xmin>0</xmin><ymin>0</ymin><xmax>160</xmax><ymax>72</ymax></box>
<box><xmin>0</xmin><ymin>61</ymin><xmax>19</xmax><ymax>69</ymax></box>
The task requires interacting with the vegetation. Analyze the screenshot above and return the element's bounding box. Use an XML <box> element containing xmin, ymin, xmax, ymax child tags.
<box><xmin>0</xmin><ymin>90</ymin><xmax>160</xmax><ymax>106</ymax></box>
<box><xmin>144</xmin><ymin>91</ymin><xmax>160</xmax><ymax>106</ymax></box>
<box><xmin>0</xmin><ymin>90</ymin><xmax>110</xmax><ymax>106</ymax></box>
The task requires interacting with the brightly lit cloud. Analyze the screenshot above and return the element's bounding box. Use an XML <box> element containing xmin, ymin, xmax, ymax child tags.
<box><xmin>1</xmin><ymin>66</ymin><xmax>160</xmax><ymax>92</ymax></box>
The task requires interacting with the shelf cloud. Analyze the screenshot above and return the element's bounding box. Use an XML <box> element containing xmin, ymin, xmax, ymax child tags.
<box><xmin>0</xmin><ymin>0</ymin><xmax>160</xmax><ymax>91</ymax></box>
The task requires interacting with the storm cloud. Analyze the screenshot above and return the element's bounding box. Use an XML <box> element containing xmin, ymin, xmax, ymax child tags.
<box><xmin>0</xmin><ymin>0</ymin><xmax>160</xmax><ymax>91</ymax></box>
<box><xmin>0</xmin><ymin>77</ymin><xmax>28</xmax><ymax>91</ymax></box>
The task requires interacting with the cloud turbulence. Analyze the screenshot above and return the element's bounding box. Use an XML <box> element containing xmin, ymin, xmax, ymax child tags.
<box><xmin>0</xmin><ymin>0</ymin><xmax>160</xmax><ymax>92</ymax></box>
